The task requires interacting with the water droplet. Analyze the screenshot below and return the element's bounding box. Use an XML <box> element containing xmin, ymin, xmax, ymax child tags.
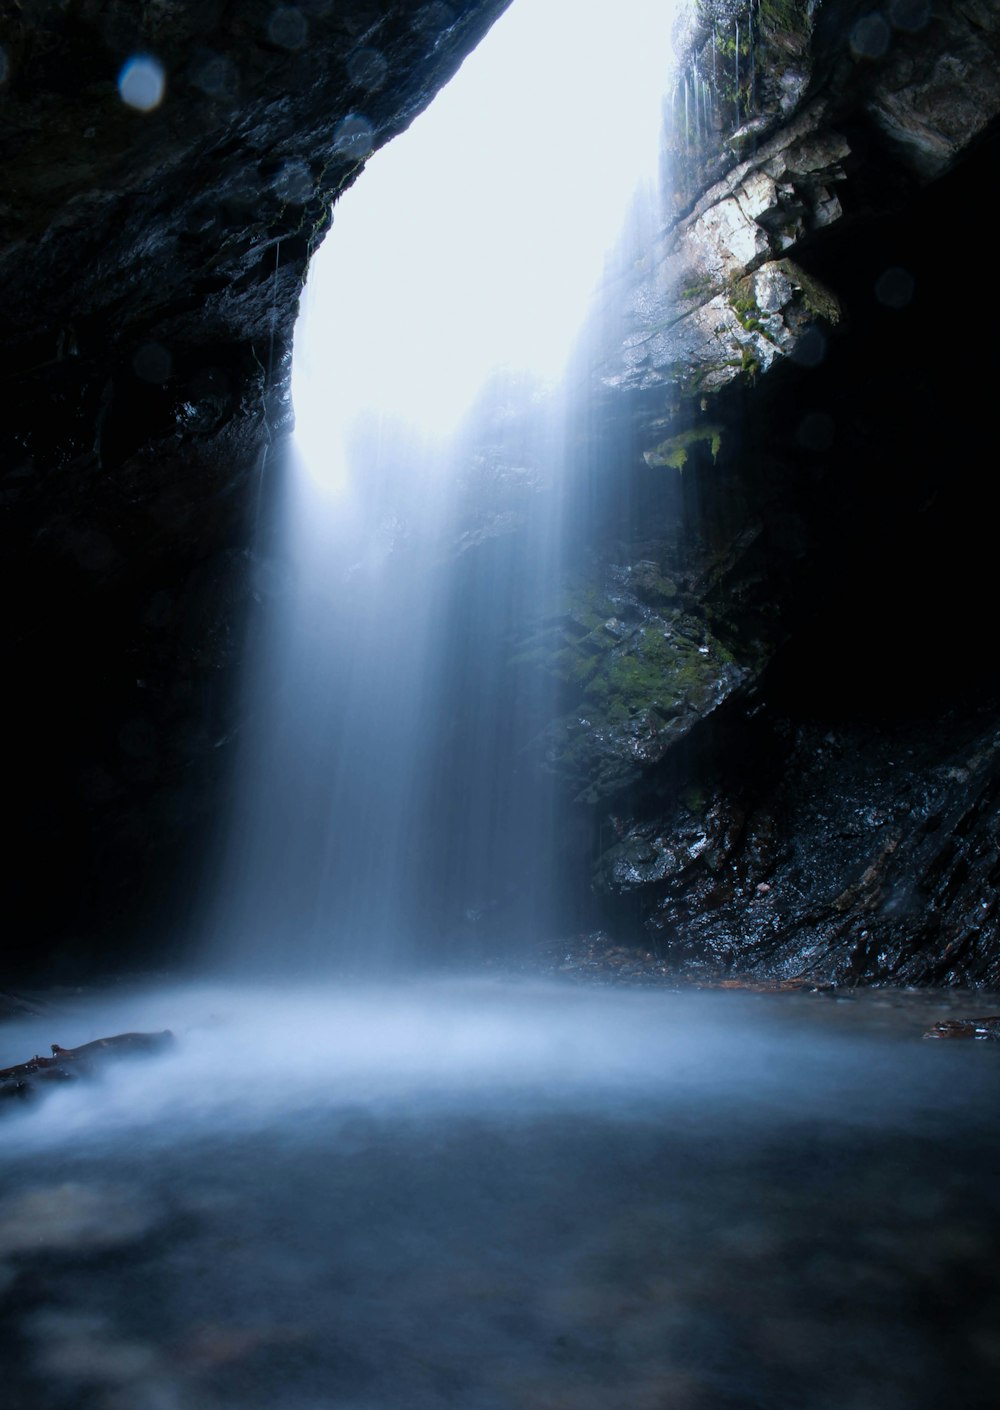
<box><xmin>332</xmin><ymin>114</ymin><xmax>375</xmax><ymax>161</ymax></box>
<box><xmin>347</xmin><ymin>47</ymin><xmax>388</xmax><ymax>92</ymax></box>
<box><xmin>268</xmin><ymin>7</ymin><xmax>308</xmax><ymax>51</ymax></box>
<box><xmin>849</xmin><ymin>14</ymin><xmax>891</xmax><ymax>60</ymax></box>
<box><xmin>874</xmin><ymin>266</ymin><xmax>915</xmax><ymax>309</ymax></box>
<box><xmin>133</xmin><ymin>342</ymin><xmax>173</xmax><ymax>384</ymax></box>
<box><xmin>117</xmin><ymin>55</ymin><xmax>166</xmax><ymax>112</ymax></box>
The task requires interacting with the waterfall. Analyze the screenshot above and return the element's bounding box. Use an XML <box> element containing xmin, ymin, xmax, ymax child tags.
<box><xmin>692</xmin><ymin>62</ymin><xmax>702</xmax><ymax>147</ymax></box>
<box><xmin>206</xmin><ymin>0</ymin><xmax>678</xmax><ymax>973</ymax></box>
<box><xmin>684</xmin><ymin>69</ymin><xmax>690</xmax><ymax>157</ymax></box>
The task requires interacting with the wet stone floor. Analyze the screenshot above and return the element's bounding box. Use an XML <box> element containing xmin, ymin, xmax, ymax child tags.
<box><xmin>0</xmin><ymin>979</ymin><xmax>998</xmax><ymax>1410</ymax></box>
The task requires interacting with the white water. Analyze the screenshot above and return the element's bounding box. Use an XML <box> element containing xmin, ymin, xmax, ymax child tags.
<box><xmin>207</xmin><ymin>0</ymin><xmax>678</xmax><ymax>971</ymax></box>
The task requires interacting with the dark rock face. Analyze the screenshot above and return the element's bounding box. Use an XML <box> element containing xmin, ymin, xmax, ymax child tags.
<box><xmin>598</xmin><ymin>704</ymin><xmax>1000</xmax><ymax>988</ymax></box>
<box><xmin>1</xmin><ymin>0</ymin><xmax>511</xmax><ymax>974</ymax></box>
<box><xmin>553</xmin><ymin>0</ymin><xmax>1000</xmax><ymax>984</ymax></box>
<box><xmin>579</xmin><ymin>107</ymin><xmax>1000</xmax><ymax>982</ymax></box>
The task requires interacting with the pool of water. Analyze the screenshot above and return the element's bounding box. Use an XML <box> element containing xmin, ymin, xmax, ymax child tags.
<box><xmin>2</xmin><ymin>979</ymin><xmax>998</xmax><ymax>1409</ymax></box>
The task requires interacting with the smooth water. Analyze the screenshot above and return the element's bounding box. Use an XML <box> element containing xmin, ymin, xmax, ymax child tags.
<box><xmin>2</xmin><ymin>981</ymin><xmax>999</xmax><ymax>1409</ymax></box>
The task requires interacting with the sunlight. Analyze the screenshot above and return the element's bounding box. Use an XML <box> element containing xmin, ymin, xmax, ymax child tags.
<box><xmin>292</xmin><ymin>0</ymin><xmax>678</xmax><ymax>489</ymax></box>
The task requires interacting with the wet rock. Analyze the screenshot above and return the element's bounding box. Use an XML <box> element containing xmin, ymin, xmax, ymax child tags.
<box><xmin>866</xmin><ymin>2</ymin><xmax>1000</xmax><ymax>178</ymax></box>
<box><xmin>924</xmin><ymin>1016</ymin><xmax>1000</xmax><ymax>1041</ymax></box>
<box><xmin>593</xmin><ymin>705</ymin><xmax>1000</xmax><ymax>988</ymax></box>
<box><xmin>527</xmin><ymin>564</ymin><xmax>749</xmax><ymax>804</ymax></box>
<box><xmin>595</xmin><ymin>0</ymin><xmax>999</xmax><ymax>425</ymax></box>
<box><xmin>0</xmin><ymin>1029</ymin><xmax>176</xmax><ymax>1104</ymax></box>
<box><xmin>595</xmin><ymin>100</ymin><xmax>848</xmax><ymax>401</ymax></box>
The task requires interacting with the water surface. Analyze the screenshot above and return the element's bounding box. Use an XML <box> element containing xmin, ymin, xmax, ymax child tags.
<box><xmin>2</xmin><ymin>980</ymin><xmax>998</xmax><ymax>1409</ymax></box>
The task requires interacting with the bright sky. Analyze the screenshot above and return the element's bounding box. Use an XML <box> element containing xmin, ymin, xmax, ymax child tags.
<box><xmin>292</xmin><ymin>0</ymin><xmax>678</xmax><ymax>488</ymax></box>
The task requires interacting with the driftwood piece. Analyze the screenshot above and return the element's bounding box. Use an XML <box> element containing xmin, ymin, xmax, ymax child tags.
<box><xmin>0</xmin><ymin>1030</ymin><xmax>175</xmax><ymax>1103</ymax></box>
<box><xmin>923</xmin><ymin>1016</ymin><xmax>1000</xmax><ymax>1041</ymax></box>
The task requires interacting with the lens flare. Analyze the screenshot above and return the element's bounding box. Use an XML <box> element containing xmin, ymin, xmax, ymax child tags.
<box><xmin>117</xmin><ymin>55</ymin><xmax>166</xmax><ymax>112</ymax></box>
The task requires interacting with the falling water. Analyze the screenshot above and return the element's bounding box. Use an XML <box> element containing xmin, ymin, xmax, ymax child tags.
<box><xmin>683</xmin><ymin>70</ymin><xmax>690</xmax><ymax>157</ymax></box>
<box><xmin>207</xmin><ymin>0</ymin><xmax>675</xmax><ymax>972</ymax></box>
<box><xmin>692</xmin><ymin>61</ymin><xmax>702</xmax><ymax>146</ymax></box>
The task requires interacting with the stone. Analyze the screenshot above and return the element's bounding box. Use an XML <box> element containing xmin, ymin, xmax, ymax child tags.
<box><xmin>687</xmin><ymin>197</ymin><xmax>771</xmax><ymax>282</ymax></box>
<box><xmin>924</xmin><ymin>1017</ymin><xmax>1000</xmax><ymax>1040</ymax></box>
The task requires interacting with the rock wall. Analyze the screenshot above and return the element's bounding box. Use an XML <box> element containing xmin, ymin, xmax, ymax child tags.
<box><xmin>545</xmin><ymin>0</ymin><xmax>1000</xmax><ymax>985</ymax></box>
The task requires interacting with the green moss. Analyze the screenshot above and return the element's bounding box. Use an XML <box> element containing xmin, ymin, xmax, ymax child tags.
<box><xmin>586</xmin><ymin>652</ymin><xmax>670</xmax><ymax>720</ymax></box>
<box><xmin>644</xmin><ymin>425</ymin><xmax>723</xmax><ymax>470</ymax></box>
<box><xmin>759</xmin><ymin>0</ymin><xmax>811</xmax><ymax>40</ymax></box>
<box><xmin>728</xmin><ymin>278</ymin><xmax>766</xmax><ymax>334</ymax></box>
<box><xmin>579</xmin><ymin>624</ymin><xmax>732</xmax><ymax>728</ymax></box>
<box><xmin>679</xmin><ymin>276</ymin><xmax>716</xmax><ymax>302</ymax></box>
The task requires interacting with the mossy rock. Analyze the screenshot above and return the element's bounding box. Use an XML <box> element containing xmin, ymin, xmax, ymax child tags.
<box><xmin>625</xmin><ymin>561</ymin><xmax>679</xmax><ymax>608</ymax></box>
<box><xmin>644</xmin><ymin>425</ymin><xmax>723</xmax><ymax>470</ymax></box>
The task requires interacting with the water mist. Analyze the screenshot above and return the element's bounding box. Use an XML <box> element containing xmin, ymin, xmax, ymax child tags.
<box><xmin>207</xmin><ymin>0</ymin><xmax>677</xmax><ymax>973</ymax></box>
